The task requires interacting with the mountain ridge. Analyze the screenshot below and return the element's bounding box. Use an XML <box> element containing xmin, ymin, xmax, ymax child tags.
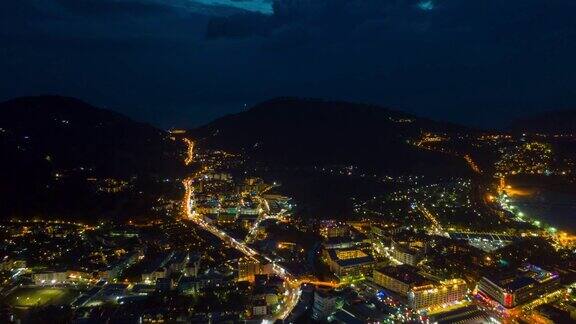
<box><xmin>0</xmin><ymin>95</ymin><xmax>185</xmax><ymax>222</ymax></box>
<box><xmin>191</xmin><ymin>97</ymin><xmax>473</xmax><ymax>176</ymax></box>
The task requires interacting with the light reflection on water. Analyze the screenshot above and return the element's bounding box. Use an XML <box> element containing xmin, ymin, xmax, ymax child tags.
<box><xmin>511</xmin><ymin>190</ymin><xmax>576</xmax><ymax>234</ymax></box>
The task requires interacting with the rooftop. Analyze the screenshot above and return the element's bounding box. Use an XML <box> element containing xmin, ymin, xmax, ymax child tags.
<box><xmin>484</xmin><ymin>264</ymin><xmax>559</xmax><ymax>291</ymax></box>
<box><xmin>375</xmin><ymin>265</ymin><xmax>431</xmax><ymax>287</ymax></box>
<box><xmin>327</xmin><ymin>249</ymin><xmax>375</xmax><ymax>267</ymax></box>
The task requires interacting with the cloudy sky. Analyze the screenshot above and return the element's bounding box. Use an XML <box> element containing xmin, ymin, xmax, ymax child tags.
<box><xmin>1</xmin><ymin>0</ymin><xmax>576</xmax><ymax>128</ymax></box>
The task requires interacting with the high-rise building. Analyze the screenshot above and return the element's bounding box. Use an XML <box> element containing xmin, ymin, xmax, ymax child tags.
<box><xmin>184</xmin><ymin>255</ymin><xmax>201</xmax><ymax>277</ymax></box>
<box><xmin>312</xmin><ymin>288</ymin><xmax>338</xmax><ymax>321</ymax></box>
<box><xmin>238</xmin><ymin>257</ymin><xmax>260</xmax><ymax>282</ymax></box>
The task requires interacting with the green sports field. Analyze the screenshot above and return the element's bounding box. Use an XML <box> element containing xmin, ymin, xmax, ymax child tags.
<box><xmin>4</xmin><ymin>287</ymin><xmax>79</xmax><ymax>308</ymax></box>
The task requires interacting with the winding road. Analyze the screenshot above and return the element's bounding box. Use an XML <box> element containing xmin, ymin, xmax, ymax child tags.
<box><xmin>180</xmin><ymin>138</ymin><xmax>302</xmax><ymax>321</ymax></box>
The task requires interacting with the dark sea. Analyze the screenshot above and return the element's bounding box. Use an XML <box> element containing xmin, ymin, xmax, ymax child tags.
<box><xmin>512</xmin><ymin>190</ymin><xmax>576</xmax><ymax>234</ymax></box>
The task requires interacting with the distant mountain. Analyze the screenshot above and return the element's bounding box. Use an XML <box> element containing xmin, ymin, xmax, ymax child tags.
<box><xmin>191</xmin><ymin>98</ymin><xmax>478</xmax><ymax>219</ymax></box>
<box><xmin>0</xmin><ymin>96</ymin><xmax>185</xmax><ymax>221</ymax></box>
<box><xmin>191</xmin><ymin>97</ymin><xmax>471</xmax><ymax>176</ymax></box>
<box><xmin>509</xmin><ymin>110</ymin><xmax>576</xmax><ymax>134</ymax></box>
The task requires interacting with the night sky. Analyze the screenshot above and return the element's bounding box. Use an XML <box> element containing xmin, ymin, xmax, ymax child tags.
<box><xmin>1</xmin><ymin>0</ymin><xmax>576</xmax><ymax>128</ymax></box>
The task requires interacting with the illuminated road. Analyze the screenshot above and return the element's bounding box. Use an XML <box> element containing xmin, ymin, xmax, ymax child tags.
<box><xmin>183</xmin><ymin>138</ymin><xmax>195</xmax><ymax>166</ymax></box>
<box><xmin>181</xmin><ymin>178</ymin><xmax>196</xmax><ymax>218</ymax></box>
<box><xmin>184</xmin><ymin>180</ymin><xmax>301</xmax><ymax>320</ymax></box>
<box><xmin>180</xmin><ymin>138</ymin><xmax>302</xmax><ymax>321</ymax></box>
<box><xmin>245</xmin><ymin>208</ymin><xmax>287</xmax><ymax>243</ymax></box>
<box><xmin>464</xmin><ymin>154</ymin><xmax>482</xmax><ymax>173</ymax></box>
<box><xmin>414</xmin><ymin>204</ymin><xmax>447</xmax><ymax>236</ymax></box>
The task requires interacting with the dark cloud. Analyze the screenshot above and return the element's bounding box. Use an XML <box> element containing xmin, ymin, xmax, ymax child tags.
<box><xmin>207</xmin><ymin>12</ymin><xmax>273</xmax><ymax>38</ymax></box>
<box><xmin>1</xmin><ymin>0</ymin><xmax>576</xmax><ymax>128</ymax></box>
<box><xmin>54</xmin><ymin>0</ymin><xmax>175</xmax><ymax>16</ymax></box>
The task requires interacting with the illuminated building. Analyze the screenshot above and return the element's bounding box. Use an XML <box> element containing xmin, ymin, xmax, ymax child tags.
<box><xmin>143</xmin><ymin>267</ymin><xmax>167</xmax><ymax>284</ymax></box>
<box><xmin>100</xmin><ymin>251</ymin><xmax>141</xmax><ymax>280</ymax></box>
<box><xmin>178</xmin><ymin>276</ymin><xmax>197</xmax><ymax>294</ymax></box>
<box><xmin>33</xmin><ymin>271</ymin><xmax>68</xmax><ymax>285</ymax></box>
<box><xmin>408</xmin><ymin>279</ymin><xmax>468</xmax><ymax>309</ymax></box>
<box><xmin>312</xmin><ymin>288</ymin><xmax>338</xmax><ymax>321</ymax></box>
<box><xmin>319</xmin><ymin>221</ymin><xmax>350</xmax><ymax>239</ymax></box>
<box><xmin>324</xmin><ymin>248</ymin><xmax>375</xmax><ymax>277</ymax></box>
<box><xmin>252</xmin><ymin>300</ymin><xmax>268</xmax><ymax>317</ymax></box>
<box><xmin>477</xmin><ymin>264</ymin><xmax>560</xmax><ymax>308</ymax></box>
<box><xmin>535</xmin><ymin>303</ymin><xmax>576</xmax><ymax>323</ymax></box>
<box><xmin>141</xmin><ymin>253</ymin><xmax>172</xmax><ymax>284</ymax></box>
<box><xmin>373</xmin><ymin>265</ymin><xmax>431</xmax><ymax>296</ymax></box>
<box><xmin>238</xmin><ymin>257</ymin><xmax>260</xmax><ymax>282</ymax></box>
<box><xmin>183</xmin><ymin>255</ymin><xmax>201</xmax><ymax>277</ymax></box>
<box><xmin>165</xmin><ymin>252</ymin><xmax>200</xmax><ymax>277</ymax></box>
<box><xmin>195</xmin><ymin>199</ymin><xmax>220</xmax><ymax>215</ymax></box>
<box><xmin>323</xmin><ymin>236</ymin><xmax>366</xmax><ymax>250</ymax></box>
<box><xmin>373</xmin><ymin>265</ymin><xmax>468</xmax><ymax>309</ymax></box>
<box><xmin>390</xmin><ymin>240</ymin><xmax>425</xmax><ymax>266</ymax></box>
<box><xmin>216</xmin><ymin>212</ymin><xmax>238</xmax><ymax>224</ymax></box>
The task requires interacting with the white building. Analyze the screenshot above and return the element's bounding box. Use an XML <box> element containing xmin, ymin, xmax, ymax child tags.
<box><xmin>312</xmin><ymin>289</ymin><xmax>337</xmax><ymax>321</ymax></box>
